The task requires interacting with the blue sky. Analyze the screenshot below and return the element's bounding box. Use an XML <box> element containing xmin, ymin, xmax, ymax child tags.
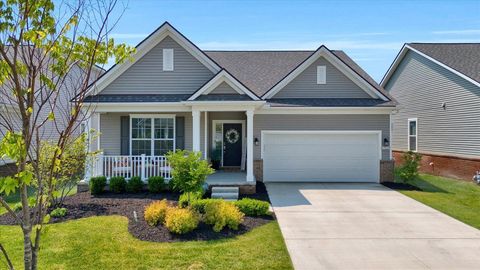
<box><xmin>108</xmin><ymin>0</ymin><xmax>480</xmax><ymax>82</ymax></box>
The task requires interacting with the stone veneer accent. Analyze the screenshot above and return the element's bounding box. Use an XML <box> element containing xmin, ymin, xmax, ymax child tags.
<box><xmin>253</xmin><ymin>159</ymin><xmax>263</xmax><ymax>182</ymax></box>
<box><xmin>380</xmin><ymin>160</ymin><xmax>395</xmax><ymax>183</ymax></box>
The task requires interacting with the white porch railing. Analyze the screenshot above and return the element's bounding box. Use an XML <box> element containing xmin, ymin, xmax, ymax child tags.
<box><xmin>90</xmin><ymin>154</ymin><xmax>171</xmax><ymax>181</ymax></box>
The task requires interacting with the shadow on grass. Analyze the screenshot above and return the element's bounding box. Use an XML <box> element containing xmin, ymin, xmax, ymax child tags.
<box><xmin>392</xmin><ymin>174</ymin><xmax>450</xmax><ymax>194</ymax></box>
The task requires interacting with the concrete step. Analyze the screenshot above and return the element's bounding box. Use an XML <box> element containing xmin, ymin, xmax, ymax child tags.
<box><xmin>211</xmin><ymin>192</ymin><xmax>239</xmax><ymax>200</ymax></box>
<box><xmin>212</xmin><ymin>186</ymin><xmax>239</xmax><ymax>193</ymax></box>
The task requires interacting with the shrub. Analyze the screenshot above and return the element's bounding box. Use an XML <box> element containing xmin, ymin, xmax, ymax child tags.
<box><xmin>12</xmin><ymin>202</ymin><xmax>22</xmax><ymax>212</ymax></box>
<box><xmin>164</xmin><ymin>207</ymin><xmax>199</xmax><ymax>234</ymax></box>
<box><xmin>234</xmin><ymin>198</ymin><xmax>270</xmax><ymax>216</ymax></box>
<box><xmin>204</xmin><ymin>200</ymin><xmax>244</xmax><ymax>232</ymax></box>
<box><xmin>147</xmin><ymin>176</ymin><xmax>165</xmax><ymax>193</ymax></box>
<box><xmin>398</xmin><ymin>151</ymin><xmax>422</xmax><ymax>183</ymax></box>
<box><xmin>190</xmin><ymin>198</ymin><xmax>222</xmax><ymax>214</ymax></box>
<box><xmin>89</xmin><ymin>176</ymin><xmax>107</xmax><ymax>194</ymax></box>
<box><xmin>144</xmin><ymin>199</ymin><xmax>171</xmax><ymax>226</ymax></box>
<box><xmin>179</xmin><ymin>191</ymin><xmax>203</xmax><ymax>208</ymax></box>
<box><xmin>50</xmin><ymin>207</ymin><xmax>67</xmax><ymax>218</ymax></box>
<box><xmin>109</xmin><ymin>176</ymin><xmax>126</xmax><ymax>193</ymax></box>
<box><xmin>126</xmin><ymin>176</ymin><xmax>143</xmax><ymax>193</ymax></box>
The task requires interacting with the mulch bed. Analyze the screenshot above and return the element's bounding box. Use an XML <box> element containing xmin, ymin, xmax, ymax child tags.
<box><xmin>0</xmin><ymin>182</ymin><xmax>275</xmax><ymax>243</ymax></box>
<box><xmin>382</xmin><ymin>182</ymin><xmax>423</xmax><ymax>191</ymax></box>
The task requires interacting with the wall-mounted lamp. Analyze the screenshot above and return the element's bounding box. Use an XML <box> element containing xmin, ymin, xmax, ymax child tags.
<box><xmin>254</xmin><ymin>137</ymin><xmax>259</xmax><ymax>146</ymax></box>
<box><xmin>441</xmin><ymin>102</ymin><xmax>447</xmax><ymax>110</ymax></box>
<box><xmin>383</xmin><ymin>138</ymin><xmax>390</xmax><ymax>147</ymax></box>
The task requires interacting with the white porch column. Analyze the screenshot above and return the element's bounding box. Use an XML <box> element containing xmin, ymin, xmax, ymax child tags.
<box><xmin>246</xmin><ymin>110</ymin><xmax>255</xmax><ymax>182</ymax></box>
<box><xmin>192</xmin><ymin>109</ymin><xmax>201</xmax><ymax>152</ymax></box>
<box><xmin>85</xmin><ymin>112</ymin><xmax>101</xmax><ymax>180</ymax></box>
<box><xmin>204</xmin><ymin>111</ymin><xmax>208</xmax><ymax>159</ymax></box>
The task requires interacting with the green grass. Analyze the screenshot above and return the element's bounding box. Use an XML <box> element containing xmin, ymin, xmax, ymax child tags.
<box><xmin>0</xmin><ymin>216</ymin><xmax>292</xmax><ymax>269</ymax></box>
<box><xmin>397</xmin><ymin>174</ymin><xmax>480</xmax><ymax>229</ymax></box>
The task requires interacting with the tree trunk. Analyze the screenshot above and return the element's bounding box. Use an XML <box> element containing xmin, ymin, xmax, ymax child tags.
<box><xmin>23</xmin><ymin>228</ymin><xmax>33</xmax><ymax>270</ymax></box>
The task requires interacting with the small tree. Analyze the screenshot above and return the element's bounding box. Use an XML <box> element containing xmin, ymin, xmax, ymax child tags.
<box><xmin>398</xmin><ymin>151</ymin><xmax>422</xmax><ymax>183</ymax></box>
<box><xmin>166</xmin><ymin>150</ymin><xmax>214</xmax><ymax>201</ymax></box>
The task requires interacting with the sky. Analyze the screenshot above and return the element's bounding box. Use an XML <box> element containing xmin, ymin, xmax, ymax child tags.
<box><xmin>106</xmin><ymin>0</ymin><xmax>480</xmax><ymax>82</ymax></box>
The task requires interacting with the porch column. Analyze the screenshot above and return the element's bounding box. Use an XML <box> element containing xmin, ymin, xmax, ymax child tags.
<box><xmin>192</xmin><ymin>109</ymin><xmax>201</xmax><ymax>152</ymax></box>
<box><xmin>246</xmin><ymin>110</ymin><xmax>255</xmax><ymax>182</ymax></box>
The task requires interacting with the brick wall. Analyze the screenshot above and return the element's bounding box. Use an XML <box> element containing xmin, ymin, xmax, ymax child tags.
<box><xmin>380</xmin><ymin>160</ymin><xmax>395</xmax><ymax>183</ymax></box>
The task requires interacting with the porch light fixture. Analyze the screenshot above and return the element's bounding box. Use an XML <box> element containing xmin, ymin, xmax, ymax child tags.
<box><xmin>254</xmin><ymin>137</ymin><xmax>259</xmax><ymax>146</ymax></box>
<box><xmin>383</xmin><ymin>138</ymin><xmax>389</xmax><ymax>147</ymax></box>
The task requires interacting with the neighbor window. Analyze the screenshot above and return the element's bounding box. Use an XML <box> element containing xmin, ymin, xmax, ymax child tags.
<box><xmin>316</xmin><ymin>65</ymin><xmax>326</xmax><ymax>84</ymax></box>
<box><xmin>163</xmin><ymin>49</ymin><xmax>174</xmax><ymax>71</ymax></box>
<box><xmin>131</xmin><ymin>116</ymin><xmax>175</xmax><ymax>155</ymax></box>
<box><xmin>408</xmin><ymin>118</ymin><xmax>417</xmax><ymax>152</ymax></box>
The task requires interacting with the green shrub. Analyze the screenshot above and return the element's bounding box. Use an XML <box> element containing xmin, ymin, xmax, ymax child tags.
<box><xmin>147</xmin><ymin>176</ymin><xmax>165</xmax><ymax>193</ymax></box>
<box><xmin>234</xmin><ymin>198</ymin><xmax>270</xmax><ymax>216</ymax></box>
<box><xmin>190</xmin><ymin>198</ymin><xmax>222</xmax><ymax>214</ymax></box>
<box><xmin>204</xmin><ymin>200</ymin><xmax>244</xmax><ymax>232</ymax></box>
<box><xmin>50</xmin><ymin>207</ymin><xmax>67</xmax><ymax>218</ymax></box>
<box><xmin>89</xmin><ymin>176</ymin><xmax>107</xmax><ymax>194</ymax></box>
<box><xmin>144</xmin><ymin>199</ymin><xmax>171</xmax><ymax>226</ymax></box>
<box><xmin>109</xmin><ymin>176</ymin><xmax>126</xmax><ymax>193</ymax></box>
<box><xmin>12</xmin><ymin>202</ymin><xmax>22</xmax><ymax>212</ymax></box>
<box><xmin>164</xmin><ymin>207</ymin><xmax>199</xmax><ymax>234</ymax></box>
<box><xmin>126</xmin><ymin>176</ymin><xmax>143</xmax><ymax>193</ymax></box>
<box><xmin>179</xmin><ymin>191</ymin><xmax>203</xmax><ymax>208</ymax></box>
<box><xmin>398</xmin><ymin>151</ymin><xmax>422</xmax><ymax>183</ymax></box>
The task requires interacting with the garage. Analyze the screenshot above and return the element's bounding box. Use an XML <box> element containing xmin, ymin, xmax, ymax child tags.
<box><xmin>262</xmin><ymin>131</ymin><xmax>381</xmax><ymax>182</ymax></box>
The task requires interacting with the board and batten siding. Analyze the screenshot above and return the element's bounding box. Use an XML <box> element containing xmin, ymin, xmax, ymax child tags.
<box><xmin>385</xmin><ymin>50</ymin><xmax>480</xmax><ymax>157</ymax></box>
<box><xmin>100</xmin><ymin>36</ymin><xmax>215</xmax><ymax>95</ymax></box>
<box><xmin>208</xmin><ymin>81</ymin><xmax>240</xmax><ymax>95</ymax></box>
<box><xmin>272</xmin><ymin>56</ymin><xmax>372</xmax><ymax>98</ymax></box>
<box><xmin>253</xmin><ymin>114</ymin><xmax>390</xmax><ymax>160</ymax></box>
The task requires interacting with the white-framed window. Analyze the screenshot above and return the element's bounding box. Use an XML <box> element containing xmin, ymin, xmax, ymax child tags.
<box><xmin>130</xmin><ymin>115</ymin><xmax>175</xmax><ymax>156</ymax></box>
<box><xmin>408</xmin><ymin>118</ymin><xmax>417</xmax><ymax>152</ymax></box>
<box><xmin>317</xmin><ymin>65</ymin><xmax>326</xmax><ymax>84</ymax></box>
<box><xmin>163</xmin><ymin>49</ymin><xmax>174</xmax><ymax>71</ymax></box>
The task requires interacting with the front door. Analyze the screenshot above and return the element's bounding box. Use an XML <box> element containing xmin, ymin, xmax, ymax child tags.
<box><xmin>223</xmin><ymin>123</ymin><xmax>242</xmax><ymax>166</ymax></box>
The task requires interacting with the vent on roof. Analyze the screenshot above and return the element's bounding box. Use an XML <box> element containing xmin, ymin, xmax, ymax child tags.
<box><xmin>163</xmin><ymin>49</ymin><xmax>174</xmax><ymax>71</ymax></box>
<box><xmin>317</xmin><ymin>66</ymin><xmax>326</xmax><ymax>84</ymax></box>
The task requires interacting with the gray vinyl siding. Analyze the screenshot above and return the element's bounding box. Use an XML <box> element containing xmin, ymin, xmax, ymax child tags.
<box><xmin>272</xmin><ymin>57</ymin><xmax>372</xmax><ymax>98</ymax></box>
<box><xmin>385</xmin><ymin>50</ymin><xmax>480</xmax><ymax>157</ymax></box>
<box><xmin>100</xmin><ymin>36</ymin><xmax>215</xmax><ymax>95</ymax></box>
<box><xmin>208</xmin><ymin>82</ymin><xmax>240</xmax><ymax>94</ymax></box>
<box><xmin>254</xmin><ymin>114</ymin><xmax>390</xmax><ymax>160</ymax></box>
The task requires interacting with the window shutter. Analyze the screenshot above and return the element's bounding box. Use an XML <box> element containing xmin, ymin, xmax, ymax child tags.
<box><xmin>163</xmin><ymin>49</ymin><xmax>174</xmax><ymax>71</ymax></box>
<box><xmin>317</xmin><ymin>66</ymin><xmax>326</xmax><ymax>84</ymax></box>
<box><xmin>120</xmin><ymin>116</ymin><xmax>130</xmax><ymax>155</ymax></box>
<box><xmin>175</xmin><ymin>116</ymin><xmax>185</xmax><ymax>150</ymax></box>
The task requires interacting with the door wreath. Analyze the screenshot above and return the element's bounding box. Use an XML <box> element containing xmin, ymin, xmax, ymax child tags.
<box><xmin>225</xmin><ymin>129</ymin><xmax>240</xmax><ymax>144</ymax></box>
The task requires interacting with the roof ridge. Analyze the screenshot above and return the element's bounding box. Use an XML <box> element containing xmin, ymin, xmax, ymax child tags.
<box><xmin>408</xmin><ymin>42</ymin><xmax>480</xmax><ymax>45</ymax></box>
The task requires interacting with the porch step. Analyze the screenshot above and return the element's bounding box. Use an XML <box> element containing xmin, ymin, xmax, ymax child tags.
<box><xmin>211</xmin><ymin>186</ymin><xmax>239</xmax><ymax>201</ymax></box>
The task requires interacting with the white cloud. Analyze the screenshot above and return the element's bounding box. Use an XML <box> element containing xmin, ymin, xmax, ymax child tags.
<box><xmin>432</xmin><ymin>29</ymin><xmax>480</xmax><ymax>35</ymax></box>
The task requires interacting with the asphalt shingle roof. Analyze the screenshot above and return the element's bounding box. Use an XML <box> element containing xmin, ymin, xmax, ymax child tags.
<box><xmin>267</xmin><ymin>98</ymin><xmax>396</xmax><ymax>107</ymax></box>
<box><xmin>83</xmin><ymin>94</ymin><xmax>190</xmax><ymax>103</ymax></box>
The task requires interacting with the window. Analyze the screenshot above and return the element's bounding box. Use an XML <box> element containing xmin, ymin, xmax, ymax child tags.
<box><xmin>131</xmin><ymin>116</ymin><xmax>175</xmax><ymax>155</ymax></box>
<box><xmin>317</xmin><ymin>65</ymin><xmax>326</xmax><ymax>84</ymax></box>
<box><xmin>408</xmin><ymin>118</ymin><xmax>417</xmax><ymax>152</ymax></box>
<box><xmin>163</xmin><ymin>49</ymin><xmax>174</xmax><ymax>71</ymax></box>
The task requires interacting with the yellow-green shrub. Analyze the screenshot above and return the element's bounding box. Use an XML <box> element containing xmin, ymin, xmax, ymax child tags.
<box><xmin>204</xmin><ymin>200</ymin><xmax>244</xmax><ymax>232</ymax></box>
<box><xmin>144</xmin><ymin>199</ymin><xmax>170</xmax><ymax>226</ymax></box>
<box><xmin>164</xmin><ymin>207</ymin><xmax>199</xmax><ymax>234</ymax></box>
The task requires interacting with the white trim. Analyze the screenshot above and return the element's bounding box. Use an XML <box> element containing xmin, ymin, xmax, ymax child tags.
<box><xmin>381</xmin><ymin>44</ymin><xmax>480</xmax><ymax>88</ymax></box>
<box><xmin>211</xmin><ymin>120</ymin><xmax>246</xmax><ymax>168</ymax></box>
<box><xmin>407</xmin><ymin>118</ymin><xmax>418</xmax><ymax>152</ymax></box>
<box><xmin>192</xmin><ymin>110</ymin><xmax>201</xmax><ymax>152</ymax></box>
<box><xmin>188</xmin><ymin>70</ymin><xmax>260</xmax><ymax>101</ymax></box>
<box><xmin>246</xmin><ymin>110</ymin><xmax>255</xmax><ymax>182</ymax></box>
<box><xmin>129</xmin><ymin>114</ymin><xmax>176</xmax><ymax>156</ymax></box>
<box><xmin>94</xmin><ymin>104</ymin><xmax>190</xmax><ymax>113</ymax></box>
<box><xmin>162</xmin><ymin>48</ymin><xmax>174</xmax><ymax>71</ymax></box>
<box><xmin>316</xmin><ymin>65</ymin><xmax>326</xmax><ymax>84</ymax></box>
<box><xmin>204</xmin><ymin>111</ymin><xmax>208</xmax><ymax>159</ymax></box>
<box><xmin>262</xmin><ymin>46</ymin><xmax>389</xmax><ymax>100</ymax></box>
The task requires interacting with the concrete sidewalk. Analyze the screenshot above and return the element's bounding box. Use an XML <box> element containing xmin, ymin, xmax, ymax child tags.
<box><xmin>266</xmin><ymin>182</ymin><xmax>480</xmax><ymax>270</ymax></box>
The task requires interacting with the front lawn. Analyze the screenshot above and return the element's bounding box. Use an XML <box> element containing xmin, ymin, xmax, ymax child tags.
<box><xmin>395</xmin><ymin>174</ymin><xmax>480</xmax><ymax>229</ymax></box>
<box><xmin>0</xmin><ymin>216</ymin><xmax>292</xmax><ymax>269</ymax></box>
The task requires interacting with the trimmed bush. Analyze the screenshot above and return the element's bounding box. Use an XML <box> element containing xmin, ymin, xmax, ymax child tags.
<box><xmin>89</xmin><ymin>176</ymin><xmax>107</xmax><ymax>194</ymax></box>
<box><xmin>144</xmin><ymin>199</ymin><xmax>171</xmax><ymax>226</ymax></box>
<box><xmin>50</xmin><ymin>207</ymin><xmax>67</xmax><ymax>218</ymax></box>
<box><xmin>234</xmin><ymin>198</ymin><xmax>270</xmax><ymax>216</ymax></box>
<box><xmin>164</xmin><ymin>207</ymin><xmax>199</xmax><ymax>234</ymax></box>
<box><xmin>179</xmin><ymin>191</ymin><xmax>203</xmax><ymax>208</ymax></box>
<box><xmin>109</xmin><ymin>176</ymin><xmax>126</xmax><ymax>193</ymax></box>
<box><xmin>190</xmin><ymin>198</ymin><xmax>222</xmax><ymax>214</ymax></box>
<box><xmin>205</xmin><ymin>200</ymin><xmax>244</xmax><ymax>232</ymax></box>
<box><xmin>126</xmin><ymin>176</ymin><xmax>143</xmax><ymax>193</ymax></box>
<box><xmin>398</xmin><ymin>151</ymin><xmax>422</xmax><ymax>183</ymax></box>
<box><xmin>147</xmin><ymin>176</ymin><xmax>165</xmax><ymax>193</ymax></box>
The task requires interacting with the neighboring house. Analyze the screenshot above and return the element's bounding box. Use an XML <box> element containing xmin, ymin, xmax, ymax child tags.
<box><xmin>381</xmin><ymin>43</ymin><xmax>480</xmax><ymax>180</ymax></box>
<box><xmin>83</xmin><ymin>22</ymin><xmax>396</xmax><ymax>193</ymax></box>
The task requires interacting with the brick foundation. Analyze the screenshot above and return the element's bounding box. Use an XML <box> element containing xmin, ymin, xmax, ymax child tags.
<box><xmin>393</xmin><ymin>150</ymin><xmax>480</xmax><ymax>181</ymax></box>
<box><xmin>0</xmin><ymin>163</ymin><xmax>17</xmax><ymax>177</ymax></box>
<box><xmin>380</xmin><ymin>160</ymin><xmax>395</xmax><ymax>183</ymax></box>
<box><xmin>254</xmin><ymin>159</ymin><xmax>263</xmax><ymax>182</ymax></box>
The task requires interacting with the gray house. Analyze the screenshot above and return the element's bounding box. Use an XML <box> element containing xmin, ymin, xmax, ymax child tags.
<box><xmin>381</xmin><ymin>43</ymin><xmax>480</xmax><ymax>180</ymax></box>
<box><xmin>83</xmin><ymin>22</ymin><xmax>396</xmax><ymax>193</ymax></box>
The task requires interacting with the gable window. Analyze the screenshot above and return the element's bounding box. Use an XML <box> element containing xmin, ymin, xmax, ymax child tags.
<box><xmin>316</xmin><ymin>65</ymin><xmax>326</xmax><ymax>84</ymax></box>
<box><xmin>131</xmin><ymin>115</ymin><xmax>175</xmax><ymax>156</ymax></box>
<box><xmin>408</xmin><ymin>118</ymin><xmax>417</xmax><ymax>152</ymax></box>
<box><xmin>163</xmin><ymin>49</ymin><xmax>174</xmax><ymax>71</ymax></box>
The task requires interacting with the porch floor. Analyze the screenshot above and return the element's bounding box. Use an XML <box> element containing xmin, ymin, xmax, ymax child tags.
<box><xmin>206</xmin><ymin>171</ymin><xmax>254</xmax><ymax>186</ymax></box>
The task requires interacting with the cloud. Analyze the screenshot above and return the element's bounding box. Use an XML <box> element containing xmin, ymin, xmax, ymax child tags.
<box><xmin>432</xmin><ymin>29</ymin><xmax>480</xmax><ymax>35</ymax></box>
<box><xmin>109</xmin><ymin>33</ymin><xmax>148</xmax><ymax>39</ymax></box>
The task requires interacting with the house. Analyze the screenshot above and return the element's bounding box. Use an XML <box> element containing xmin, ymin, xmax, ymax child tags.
<box><xmin>83</xmin><ymin>22</ymin><xmax>396</xmax><ymax>193</ymax></box>
<box><xmin>381</xmin><ymin>43</ymin><xmax>480</xmax><ymax>180</ymax></box>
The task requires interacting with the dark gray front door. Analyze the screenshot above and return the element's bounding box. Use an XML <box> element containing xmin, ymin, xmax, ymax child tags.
<box><xmin>223</xmin><ymin>123</ymin><xmax>242</xmax><ymax>166</ymax></box>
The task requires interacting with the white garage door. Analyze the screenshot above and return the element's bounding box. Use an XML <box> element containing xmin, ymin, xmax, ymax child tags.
<box><xmin>262</xmin><ymin>131</ymin><xmax>381</xmax><ymax>182</ymax></box>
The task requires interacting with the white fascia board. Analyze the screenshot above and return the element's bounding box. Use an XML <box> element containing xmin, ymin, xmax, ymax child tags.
<box><xmin>263</xmin><ymin>47</ymin><xmax>389</xmax><ymax>101</ymax></box>
<box><xmin>92</xmin><ymin>103</ymin><xmax>191</xmax><ymax>113</ymax></box>
<box><xmin>255</xmin><ymin>106</ymin><xmax>395</xmax><ymax>115</ymax></box>
<box><xmin>380</xmin><ymin>44</ymin><xmax>408</xmax><ymax>87</ymax></box>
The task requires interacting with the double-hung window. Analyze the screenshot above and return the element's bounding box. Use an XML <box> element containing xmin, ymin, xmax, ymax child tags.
<box><xmin>408</xmin><ymin>118</ymin><xmax>417</xmax><ymax>152</ymax></box>
<box><xmin>131</xmin><ymin>115</ymin><xmax>175</xmax><ymax>156</ymax></box>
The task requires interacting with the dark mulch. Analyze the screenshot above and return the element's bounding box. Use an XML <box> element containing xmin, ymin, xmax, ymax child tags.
<box><xmin>382</xmin><ymin>182</ymin><xmax>423</xmax><ymax>191</ymax></box>
<box><xmin>240</xmin><ymin>181</ymin><xmax>270</xmax><ymax>202</ymax></box>
<box><xmin>0</xmin><ymin>187</ymin><xmax>275</xmax><ymax>243</ymax></box>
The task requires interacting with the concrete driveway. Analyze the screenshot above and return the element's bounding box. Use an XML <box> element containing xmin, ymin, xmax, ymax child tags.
<box><xmin>266</xmin><ymin>183</ymin><xmax>480</xmax><ymax>270</ymax></box>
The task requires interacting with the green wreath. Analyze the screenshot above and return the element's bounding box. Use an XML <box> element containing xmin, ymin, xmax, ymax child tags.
<box><xmin>225</xmin><ymin>129</ymin><xmax>240</xmax><ymax>144</ymax></box>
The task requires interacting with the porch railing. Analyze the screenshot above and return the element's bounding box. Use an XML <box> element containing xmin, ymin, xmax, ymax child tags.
<box><xmin>90</xmin><ymin>154</ymin><xmax>171</xmax><ymax>181</ymax></box>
